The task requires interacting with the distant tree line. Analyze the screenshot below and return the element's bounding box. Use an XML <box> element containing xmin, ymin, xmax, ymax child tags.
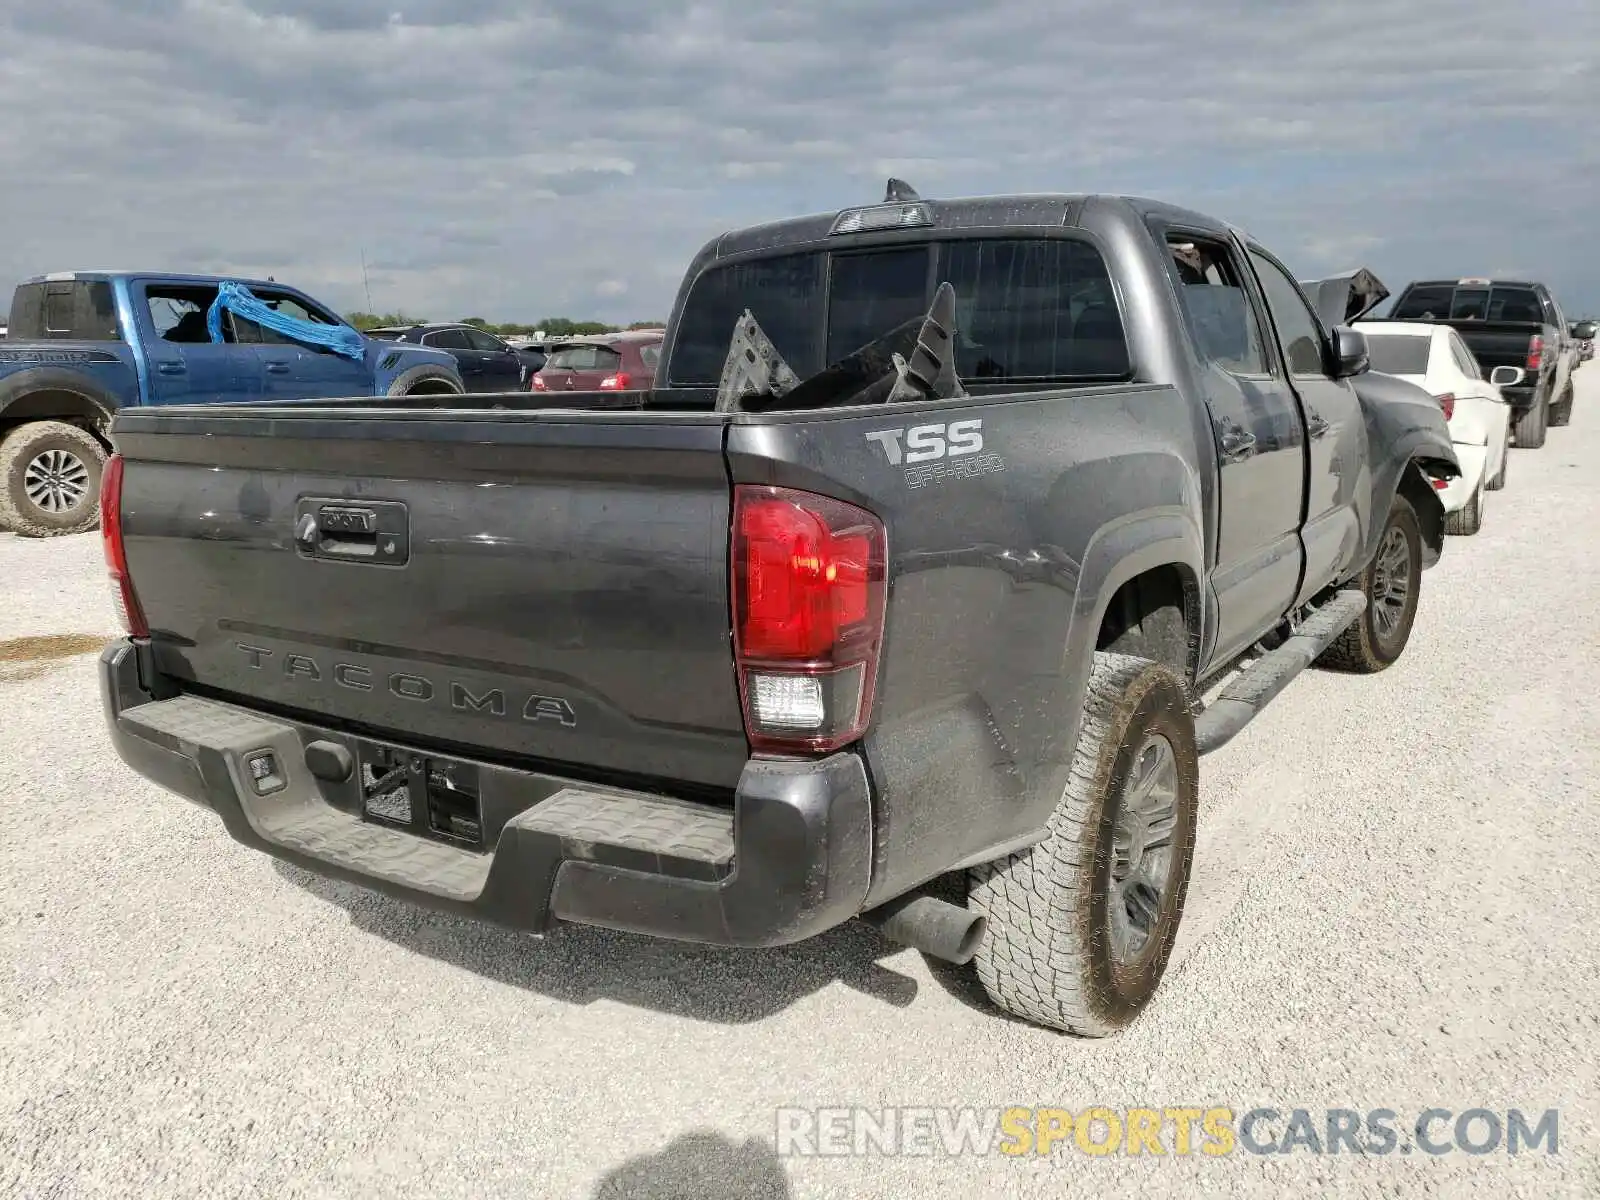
<box><xmin>343</xmin><ymin>312</ymin><xmax>664</xmax><ymax>336</ymax></box>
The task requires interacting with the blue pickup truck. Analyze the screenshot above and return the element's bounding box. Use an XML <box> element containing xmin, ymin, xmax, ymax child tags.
<box><xmin>0</xmin><ymin>271</ymin><xmax>464</xmax><ymax>537</ymax></box>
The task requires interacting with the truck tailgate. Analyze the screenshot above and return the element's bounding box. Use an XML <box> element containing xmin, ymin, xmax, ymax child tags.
<box><xmin>1452</xmin><ymin>322</ymin><xmax>1538</xmax><ymax>372</ymax></box>
<box><xmin>113</xmin><ymin>407</ymin><xmax>749</xmax><ymax>791</ymax></box>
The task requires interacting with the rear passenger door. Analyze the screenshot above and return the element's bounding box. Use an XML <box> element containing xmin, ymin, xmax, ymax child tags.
<box><xmin>1157</xmin><ymin>228</ymin><xmax>1307</xmax><ymax>666</ymax></box>
<box><xmin>461</xmin><ymin>326</ymin><xmax>526</xmax><ymax>392</ymax></box>
<box><xmin>419</xmin><ymin>327</ymin><xmax>475</xmax><ymax>388</ymax></box>
<box><xmin>137</xmin><ymin>282</ymin><xmax>262</xmax><ymax>406</ymax></box>
<box><xmin>1243</xmin><ymin>244</ymin><xmax>1370</xmax><ymax>604</ymax></box>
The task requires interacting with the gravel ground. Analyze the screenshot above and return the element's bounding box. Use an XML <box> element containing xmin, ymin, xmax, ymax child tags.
<box><xmin>3</xmin><ymin>368</ymin><xmax>1598</xmax><ymax>1199</ymax></box>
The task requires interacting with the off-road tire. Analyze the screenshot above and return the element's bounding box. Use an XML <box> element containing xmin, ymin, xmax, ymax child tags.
<box><xmin>1548</xmin><ymin>380</ymin><xmax>1573</xmax><ymax>428</ymax></box>
<box><xmin>0</xmin><ymin>420</ymin><xmax>107</xmax><ymax>538</ymax></box>
<box><xmin>1316</xmin><ymin>493</ymin><xmax>1423</xmax><ymax>673</ymax></box>
<box><xmin>1443</xmin><ymin>483</ymin><xmax>1483</xmax><ymax>536</ymax></box>
<box><xmin>385</xmin><ymin>366</ymin><xmax>465</xmax><ymax>398</ymax></box>
<box><xmin>1513</xmin><ymin>397</ymin><xmax>1547</xmax><ymax>448</ymax></box>
<box><xmin>967</xmin><ymin>654</ymin><xmax>1199</xmax><ymax>1036</ymax></box>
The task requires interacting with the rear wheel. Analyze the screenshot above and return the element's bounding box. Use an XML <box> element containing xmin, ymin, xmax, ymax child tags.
<box><xmin>1486</xmin><ymin>431</ymin><xmax>1509</xmax><ymax>491</ymax></box>
<box><xmin>1316</xmin><ymin>493</ymin><xmax>1423</xmax><ymax>673</ymax></box>
<box><xmin>0</xmin><ymin>420</ymin><xmax>107</xmax><ymax>538</ymax></box>
<box><xmin>1548</xmin><ymin>380</ymin><xmax>1573</xmax><ymax>427</ymax></box>
<box><xmin>1513</xmin><ymin>397</ymin><xmax>1547</xmax><ymax>448</ymax></box>
<box><xmin>968</xmin><ymin>654</ymin><xmax>1199</xmax><ymax>1036</ymax></box>
<box><xmin>1444</xmin><ymin>482</ymin><xmax>1483</xmax><ymax>536</ymax></box>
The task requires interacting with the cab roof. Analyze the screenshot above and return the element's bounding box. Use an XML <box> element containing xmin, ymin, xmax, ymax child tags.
<box><xmin>705</xmin><ymin>187</ymin><xmax>1239</xmax><ymax>261</ymax></box>
<box><xmin>21</xmin><ymin>270</ymin><xmax>283</xmax><ymax>290</ymax></box>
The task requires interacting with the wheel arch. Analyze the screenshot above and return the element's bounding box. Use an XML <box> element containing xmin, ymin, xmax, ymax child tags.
<box><xmin>1393</xmin><ymin>459</ymin><xmax>1447</xmax><ymax>569</ymax></box>
<box><xmin>0</xmin><ymin>370</ymin><xmax>118</xmax><ymax>444</ymax></box>
<box><xmin>1074</xmin><ymin>510</ymin><xmax>1207</xmax><ymax>685</ymax></box>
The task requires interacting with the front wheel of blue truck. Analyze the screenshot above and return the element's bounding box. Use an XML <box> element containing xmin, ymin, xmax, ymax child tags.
<box><xmin>0</xmin><ymin>419</ymin><xmax>108</xmax><ymax>538</ymax></box>
<box><xmin>967</xmin><ymin>653</ymin><xmax>1200</xmax><ymax>1036</ymax></box>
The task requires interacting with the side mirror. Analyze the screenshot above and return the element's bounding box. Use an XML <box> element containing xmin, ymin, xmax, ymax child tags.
<box><xmin>1489</xmin><ymin>365</ymin><xmax>1526</xmax><ymax>388</ymax></box>
<box><xmin>1329</xmin><ymin>326</ymin><xmax>1370</xmax><ymax>378</ymax></box>
<box><xmin>1573</xmin><ymin>321</ymin><xmax>1597</xmax><ymax>340</ymax></box>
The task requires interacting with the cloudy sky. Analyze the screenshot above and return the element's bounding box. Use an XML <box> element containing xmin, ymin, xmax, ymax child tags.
<box><xmin>3</xmin><ymin>0</ymin><xmax>1597</xmax><ymax>326</ymax></box>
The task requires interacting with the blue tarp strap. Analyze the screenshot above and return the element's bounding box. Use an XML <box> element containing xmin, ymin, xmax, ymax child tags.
<box><xmin>206</xmin><ymin>281</ymin><xmax>367</xmax><ymax>361</ymax></box>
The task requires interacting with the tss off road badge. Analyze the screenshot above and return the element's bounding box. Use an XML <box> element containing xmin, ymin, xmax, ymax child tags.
<box><xmin>865</xmin><ymin>418</ymin><xmax>1007</xmax><ymax>489</ymax></box>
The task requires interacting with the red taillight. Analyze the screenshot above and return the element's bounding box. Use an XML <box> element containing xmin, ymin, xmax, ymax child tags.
<box><xmin>99</xmin><ymin>454</ymin><xmax>148</xmax><ymax>637</ymax></box>
<box><xmin>1526</xmin><ymin>335</ymin><xmax>1543</xmax><ymax>371</ymax></box>
<box><xmin>1432</xmin><ymin>477</ymin><xmax>1449</xmax><ymax>491</ymax></box>
<box><xmin>598</xmin><ymin>372</ymin><xmax>631</xmax><ymax>391</ymax></box>
<box><xmin>731</xmin><ymin>485</ymin><xmax>887</xmax><ymax>754</ymax></box>
<box><xmin>1435</xmin><ymin>393</ymin><xmax>1456</xmax><ymax>420</ymax></box>
<box><xmin>531</xmin><ymin>374</ymin><xmax>546</xmax><ymax>391</ymax></box>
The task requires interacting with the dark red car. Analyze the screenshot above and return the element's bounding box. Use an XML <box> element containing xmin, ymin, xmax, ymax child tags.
<box><xmin>531</xmin><ymin>329</ymin><xmax>664</xmax><ymax>394</ymax></box>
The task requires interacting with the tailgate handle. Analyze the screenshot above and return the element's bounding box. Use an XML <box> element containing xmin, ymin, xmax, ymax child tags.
<box><xmin>294</xmin><ymin>500</ymin><xmax>410</xmax><ymax>566</ymax></box>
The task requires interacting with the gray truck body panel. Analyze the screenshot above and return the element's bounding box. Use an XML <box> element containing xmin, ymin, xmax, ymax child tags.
<box><xmin>100</xmin><ymin>191</ymin><xmax>1458</xmax><ymax>944</ymax></box>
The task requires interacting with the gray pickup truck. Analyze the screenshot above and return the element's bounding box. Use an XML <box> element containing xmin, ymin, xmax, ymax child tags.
<box><xmin>98</xmin><ymin>184</ymin><xmax>1458</xmax><ymax>1036</ymax></box>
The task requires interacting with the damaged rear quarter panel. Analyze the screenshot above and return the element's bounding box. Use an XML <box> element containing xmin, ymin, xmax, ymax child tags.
<box><xmin>1349</xmin><ymin>369</ymin><xmax>1459</xmax><ymax>563</ymax></box>
<box><xmin>725</xmin><ymin>382</ymin><xmax>1205</xmax><ymax>905</ymax></box>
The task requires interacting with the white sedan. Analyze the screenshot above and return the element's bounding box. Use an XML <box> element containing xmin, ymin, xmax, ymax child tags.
<box><xmin>1357</xmin><ymin>319</ymin><xmax>1524</xmax><ymax>536</ymax></box>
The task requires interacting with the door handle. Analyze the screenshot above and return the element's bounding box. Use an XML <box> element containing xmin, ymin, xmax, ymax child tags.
<box><xmin>157</xmin><ymin>361</ymin><xmax>185</xmax><ymax>376</ymax></box>
<box><xmin>265</xmin><ymin>362</ymin><xmax>291</xmax><ymax>374</ymax></box>
<box><xmin>1219</xmin><ymin>427</ymin><xmax>1257</xmax><ymax>461</ymax></box>
<box><xmin>1307</xmin><ymin>412</ymin><xmax>1330</xmax><ymax>439</ymax></box>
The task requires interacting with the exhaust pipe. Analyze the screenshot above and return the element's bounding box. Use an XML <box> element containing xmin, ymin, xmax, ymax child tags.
<box><xmin>859</xmin><ymin>893</ymin><xmax>987</xmax><ymax>965</ymax></box>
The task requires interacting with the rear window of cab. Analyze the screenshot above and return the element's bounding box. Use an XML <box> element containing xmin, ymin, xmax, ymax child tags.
<box><xmin>668</xmin><ymin>237</ymin><xmax>1131</xmax><ymax>387</ymax></box>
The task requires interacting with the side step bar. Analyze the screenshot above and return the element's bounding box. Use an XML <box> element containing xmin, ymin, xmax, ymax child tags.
<box><xmin>1193</xmin><ymin>589</ymin><xmax>1367</xmax><ymax>756</ymax></box>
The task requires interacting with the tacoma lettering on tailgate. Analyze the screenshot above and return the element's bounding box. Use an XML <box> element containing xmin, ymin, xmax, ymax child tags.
<box><xmin>234</xmin><ymin>644</ymin><xmax>578</xmax><ymax>727</ymax></box>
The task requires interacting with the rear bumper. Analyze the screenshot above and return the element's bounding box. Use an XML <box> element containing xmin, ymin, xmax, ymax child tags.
<box><xmin>100</xmin><ymin>641</ymin><xmax>873</xmax><ymax>947</ymax></box>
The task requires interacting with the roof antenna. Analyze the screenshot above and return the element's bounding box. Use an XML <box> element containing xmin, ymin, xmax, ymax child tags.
<box><xmin>884</xmin><ymin>177</ymin><xmax>920</xmax><ymax>203</ymax></box>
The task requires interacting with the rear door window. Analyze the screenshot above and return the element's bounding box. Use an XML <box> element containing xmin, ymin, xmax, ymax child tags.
<box><xmin>1165</xmin><ymin>235</ymin><xmax>1268</xmax><ymax>376</ymax></box>
<box><xmin>423</xmin><ymin>328</ymin><xmax>472</xmax><ymax>350</ymax></box>
<box><xmin>146</xmin><ymin>286</ymin><xmax>227</xmax><ymax>343</ymax></box>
